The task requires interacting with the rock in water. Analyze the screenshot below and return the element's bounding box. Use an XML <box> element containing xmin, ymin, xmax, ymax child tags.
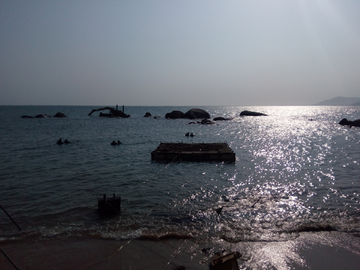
<box><xmin>184</xmin><ymin>108</ymin><xmax>210</xmax><ymax>119</ymax></box>
<box><xmin>339</xmin><ymin>118</ymin><xmax>360</xmax><ymax>127</ymax></box>
<box><xmin>240</xmin><ymin>110</ymin><xmax>268</xmax><ymax>116</ymax></box>
<box><xmin>54</xmin><ymin>112</ymin><xmax>67</xmax><ymax>117</ymax></box>
<box><xmin>165</xmin><ymin>110</ymin><xmax>185</xmax><ymax>119</ymax></box>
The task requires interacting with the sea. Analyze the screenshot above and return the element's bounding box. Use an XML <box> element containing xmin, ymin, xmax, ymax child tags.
<box><xmin>0</xmin><ymin>105</ymin><xmax>359</xmax><ymax>253</ymax></box>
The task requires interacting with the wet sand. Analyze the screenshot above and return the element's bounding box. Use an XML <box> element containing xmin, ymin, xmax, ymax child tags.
<box><xmin>1</xmin><ymin>232</ymin><xmax>360</xmax><ymax>269</ymax></box>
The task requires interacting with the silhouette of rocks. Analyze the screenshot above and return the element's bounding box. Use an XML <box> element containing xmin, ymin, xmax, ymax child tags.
<box><xmin>165</xmin><ymin>110</ymin><xmax>184</xmax><ymax>119</ymax></box>
<box><xmin>184</xmin><ymin>108</ymin><xmax>210</xmax><ymax>119</ymax></box>
<box><xmin>35</xmin><ymin>114</ymin><xmax>48</xmax><ymax>118</ymax></box>
<box><xmin>54</xmin><ymin>112</ymin><xmax>67</xmax><ymax>117</ymax></box>
<box><xmin>339</xmin><ymin>118</ymin><xmax>360</xmax><ymax>127</ymax></box>
<box><xmin>88</xmin><ymin>107</ymin><xmax>130</xmax><ymax>118</ymax></box>
<box><xmin>200</xmin><ymin>119</ymin><xmax>214</xmax><ymax>125</ymax></box>
<box><xmin>240</xmin><ymin>110</ymin><xmax>268</xmax><ymax>116</ymax></box>
<box><xmin>213</xmin><ymin>117</ymin><xmax>232</xmax><ymax>121</ymax></box>
<box><xmin>165</xmin><ymin>108</ymin><xmax>210</xmax><ymax>119</ymax></box>
<box><xmin>23</xmin><ymin>113</ymin><xmax>66</xmax><ymax>118</ymax></box>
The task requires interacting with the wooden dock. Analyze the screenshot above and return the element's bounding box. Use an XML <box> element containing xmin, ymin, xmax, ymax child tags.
<box><xmin>151</xmin><ymin>143</ymin><xmax>235</xmax><ymax>162</ymax></box>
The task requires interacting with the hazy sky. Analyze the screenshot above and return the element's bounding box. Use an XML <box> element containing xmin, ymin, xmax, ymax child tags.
<box><xmin>1</xmin><ymin>1</ymin><xmax>360</xmax><ymax>106</ymax></box>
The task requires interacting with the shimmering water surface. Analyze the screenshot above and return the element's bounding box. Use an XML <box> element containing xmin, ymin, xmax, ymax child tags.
<box><xmin>1</xmin><ymin>106</ymin><xmax>359</xmax><ymax>247</ymax></box>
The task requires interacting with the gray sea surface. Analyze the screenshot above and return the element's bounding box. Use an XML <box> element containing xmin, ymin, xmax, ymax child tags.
<box><xmin>1</xmin><ymin>105</ymin><xmax>359</xmax><ymax>244</ymax></box>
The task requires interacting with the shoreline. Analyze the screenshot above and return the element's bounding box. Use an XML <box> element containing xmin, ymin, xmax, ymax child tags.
<box><xmin>1</xmin><ymin>231</ymin><xmax>360</xmax><ymax>269</ymax></box>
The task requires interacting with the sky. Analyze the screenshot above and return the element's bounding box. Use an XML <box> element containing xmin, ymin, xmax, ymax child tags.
<box><xmin>1</xmin><ymin>0</ymin><xmax>360</xmax><ymax>106</ymax></box>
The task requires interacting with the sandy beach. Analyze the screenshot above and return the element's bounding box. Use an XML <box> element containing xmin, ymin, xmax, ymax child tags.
<box><xmin>1</xmin><ymin>231</ymin><xmax>360</xmax><ymax>270</ymax></box>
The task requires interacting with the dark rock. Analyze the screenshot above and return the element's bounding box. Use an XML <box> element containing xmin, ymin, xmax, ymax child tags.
<box><xmin>353</xmin><ymin>119</ymin><xmax>360</xmax><ymax>126</ymax></box>
<box><xmin>201</xmin><ymin>119</ymin><xmax>215</xmax><ymax>125</ymax></box>
<box><xmin>213</xmin><ymin>117</ymin><xmax>226</xmax><ymax>121</ymax></box>
<box><xmin>165</xmin><ymin>110</ymin><xmax>184</xmax><ymax>119</ymax></box>
<box><xmin>89</xmin><ymin>107</ymin><xmax>130</xmax><ymax>118</ymax></box>
<box><xmin>184</xmin><ymin>108</ymin><xmax>210</xmax><ymax>119</ymax></box>
<box><xmin>339</xmin><ymin>118</ymin><xmax>351</xmax><ymax>125</ymax></box>
<box><xmin>213</xmin><ymin>117</ymin><xmax>232</xmax><ymax>121</ymax></box>
<box><xmin>339</xmin><ymin>118</ymin><xmax>360</xmax><ymax>127</ymax></box>
<box><xmin>240</xmin><ymin>110</ymin><xmax>268</xmax><ymax>116</ymax></box>
<box><xmin>35</xmin><ymin>114</ymin><xmax>48</xmax><ymax>118</ymax></box>
<box><xmin>54</xmin><ymin>112</ymin><xmax>67</xmax><ymax>117</ymax></box>
<box><xmin>143</xmin><ymin>112</ymin><xmax>152</xmax><ymax>117</ymax></box>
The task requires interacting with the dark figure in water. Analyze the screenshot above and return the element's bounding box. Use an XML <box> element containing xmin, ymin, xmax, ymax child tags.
<box><xmin>57</xmin><ymin>138</ymin><xmax>63</xmax><ymax>145</ymax></box>
<box><xmin>190</xmin><ymin>133</ymin><xmax>194</xmax><ymax>137</ymax></box>
<box><xmin>111</xmin><ymin>140</ymin><xmax>122</xmax><ymax>145</ymax></box>
<box><xmin>215</xmin><ymin>206</ymin><xmax>223</xmax><ymax>215</ymax></box>
<box><xmin>64</xmin><ymin>139</ymin><xmax>70</xmax><ymax>144</ymax></box>
<box><xmin>185</xmin><ymin>132</ymin><xmax>190</xmax><ymax>137</ymax></box>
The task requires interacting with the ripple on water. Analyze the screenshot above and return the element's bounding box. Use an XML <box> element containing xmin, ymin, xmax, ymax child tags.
<box><xmin>0</xmin><ymin>106</ymin><xmax>359</xmax><ymax>244</ymax></box>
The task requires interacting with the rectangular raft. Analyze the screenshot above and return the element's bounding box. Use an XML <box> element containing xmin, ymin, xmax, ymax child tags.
<box><xmin>151</xmin><ymin>143</ymin><xmax>236</xmax><ymax>162</ymax></box>
<box><xmin>98</xmin><ymin>194</ymin><xmax>121</xmax><ymax>215</ymax></box>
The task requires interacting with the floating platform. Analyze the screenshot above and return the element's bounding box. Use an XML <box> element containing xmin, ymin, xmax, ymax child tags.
<box><xmin>98</xmin><ymin>194</ymin><xmax>121</xmax><ymax>215</ymax></box>
<box><xmin>151</xmin><ymin>143</ymin><xmax>235</xmax><ymax>162</ymax></box>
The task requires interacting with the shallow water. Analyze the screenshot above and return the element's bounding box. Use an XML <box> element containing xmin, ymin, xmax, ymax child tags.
<box><xmin>0</xmin><ymin>105</ymin><xmax>359</xmax><ymax>245</ymax></box>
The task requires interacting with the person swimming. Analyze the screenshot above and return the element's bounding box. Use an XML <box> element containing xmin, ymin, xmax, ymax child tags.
<box><xmin>111</xmin><ymin>140</ymin><xmax>122</xmax><ymax>145</ymax></box>
<box><xmin>57</xmin><ymin>138</ymin><xmax>71</xmax><ymax>145</ymax></box>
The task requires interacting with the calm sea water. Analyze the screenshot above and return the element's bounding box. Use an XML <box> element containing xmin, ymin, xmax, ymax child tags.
<box><xmin>0</xmin><ymin>105</ymin><xmax>359</xmax><ymax>244</ymax></box>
